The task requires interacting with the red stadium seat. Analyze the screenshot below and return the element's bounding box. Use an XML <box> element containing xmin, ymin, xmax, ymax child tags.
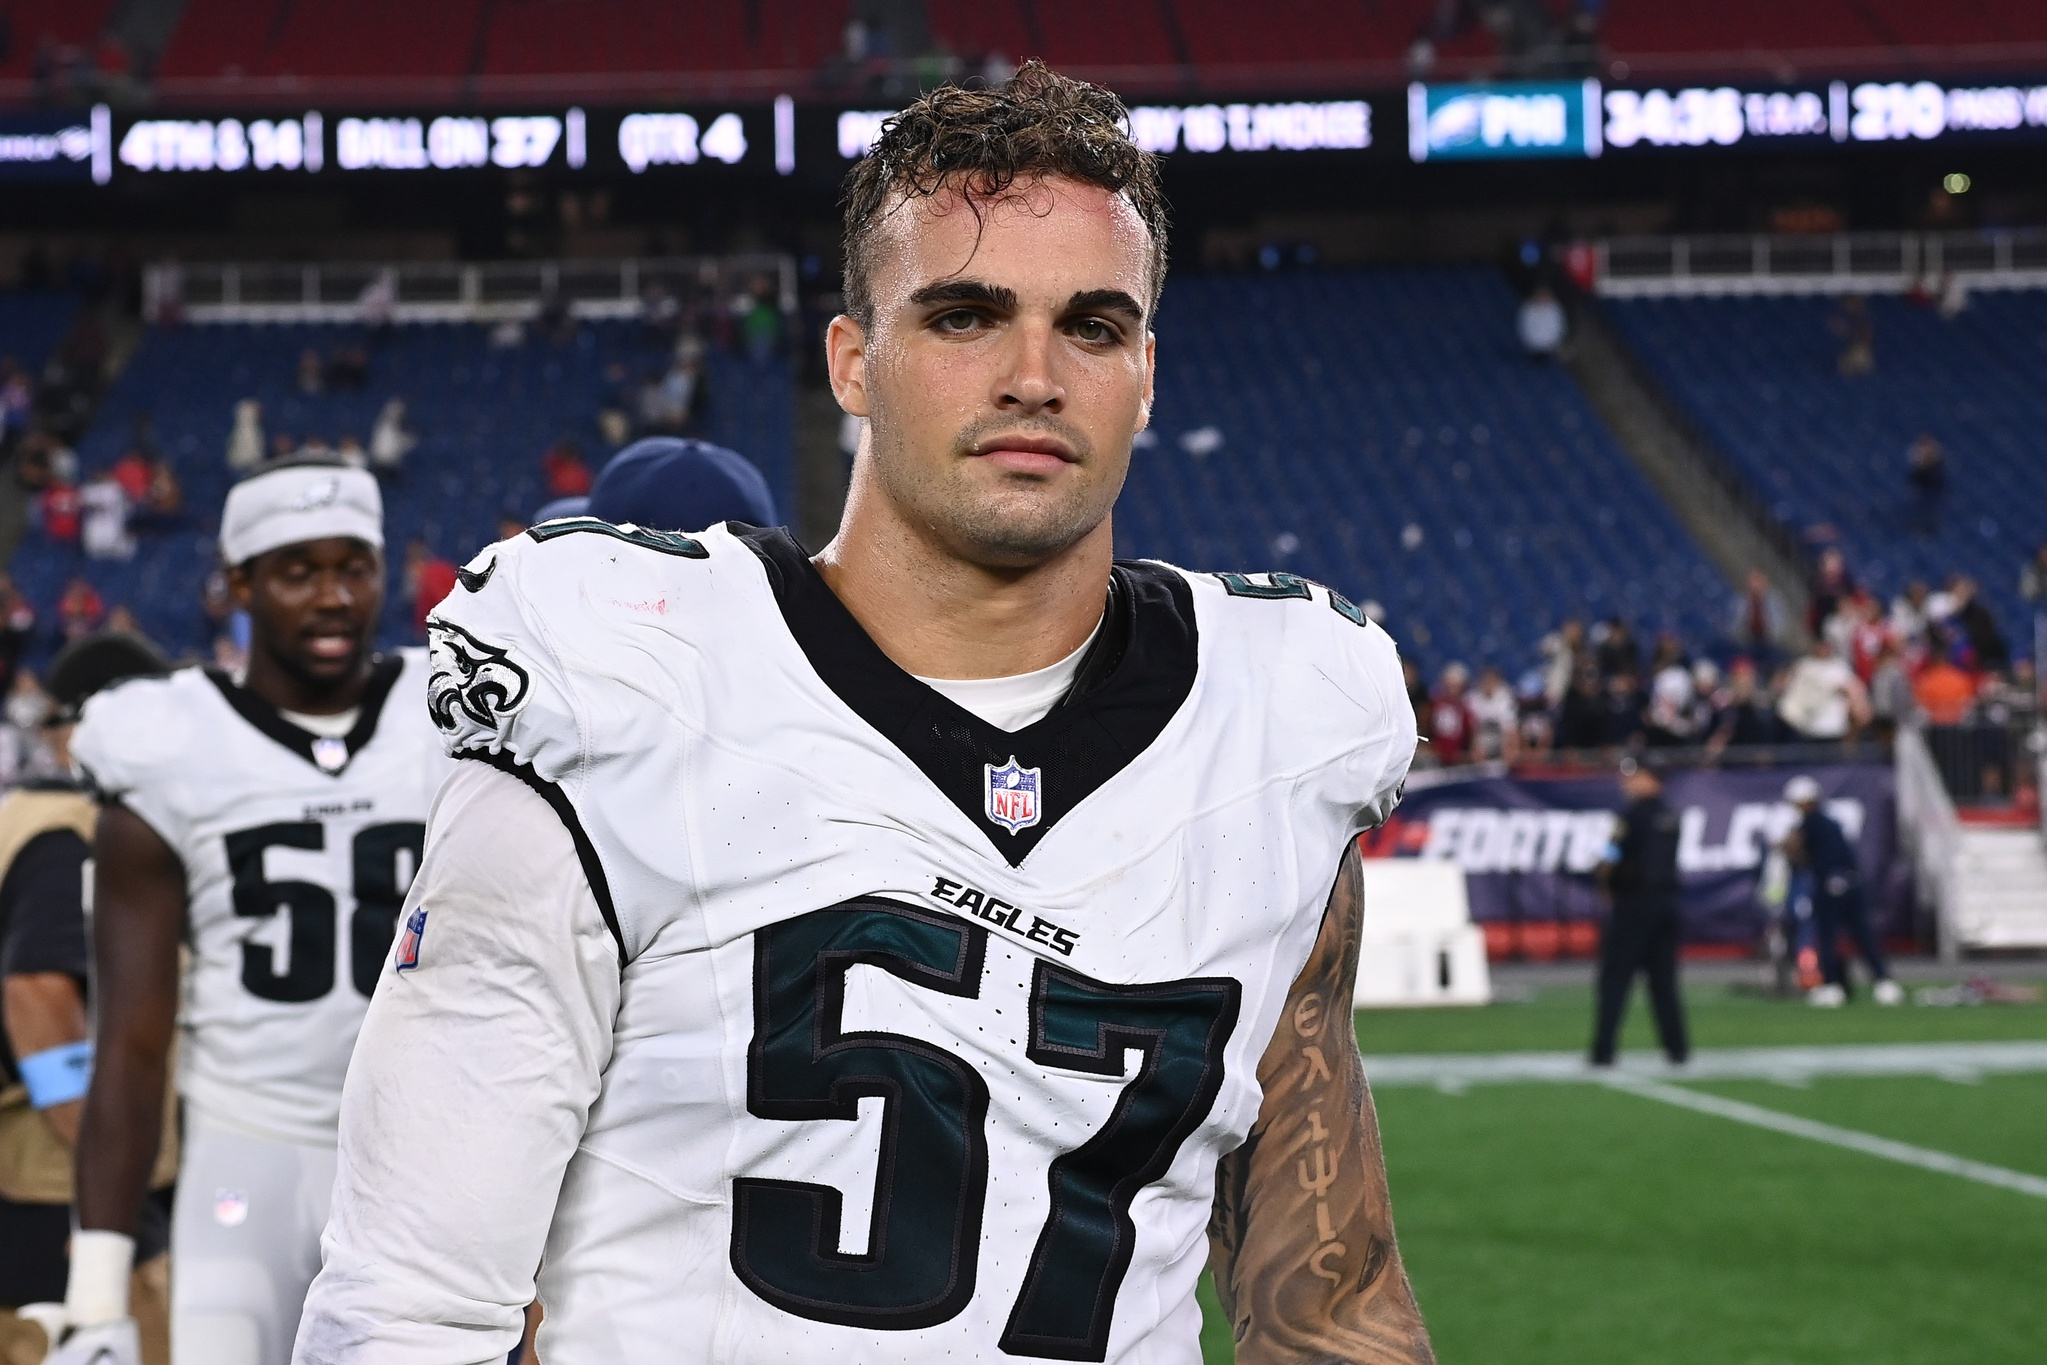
<box><xmin>0</xmin><ymin>0</ymin><xmax>120</xmax><ymax>80</ymax></box>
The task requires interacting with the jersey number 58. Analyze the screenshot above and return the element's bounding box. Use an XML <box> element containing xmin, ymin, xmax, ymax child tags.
<box><xmin>224</xmin><ymin>822</ymin><xmax>427</xmax><ymax>1002</ymax></box>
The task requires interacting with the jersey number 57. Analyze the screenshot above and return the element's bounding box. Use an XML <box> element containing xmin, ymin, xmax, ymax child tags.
<box><xmin>735</xmin><ymin>898</ymin><xmax>1239</xmax><ymax>1361</ymax></box>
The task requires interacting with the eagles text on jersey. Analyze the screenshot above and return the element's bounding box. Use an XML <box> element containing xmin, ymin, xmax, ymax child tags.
<box><xmin>413</xmin><ymin>522</ymin><xmax>1414</xmax><ymax>1363</ymax></box>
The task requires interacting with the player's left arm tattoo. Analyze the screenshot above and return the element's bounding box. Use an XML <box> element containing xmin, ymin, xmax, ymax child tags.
<box><xmin>1207</xmin><ymin>842</ymin><xmax>1434</xmax><ymax>1364</ymax></box>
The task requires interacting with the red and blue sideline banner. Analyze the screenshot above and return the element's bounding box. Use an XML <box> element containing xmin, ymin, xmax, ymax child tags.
<box><xmin>1359</xmin><ymin>763</ymin><xmax>1904</xmax><ymax>944</ymax></box>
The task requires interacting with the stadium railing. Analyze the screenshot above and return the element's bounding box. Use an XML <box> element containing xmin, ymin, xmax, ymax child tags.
<box><xmin>140</xmin><ymin>255</ymin><xmax>797</xmax><ymax>326</ymax></box>
<box><xmin>1594</xmin><ymin>228</ymin><xmax>2047</xmax><ymax>298</ymax></box>
<box><xmin>1897</xmin><ymin>724</ymin><xmax>1967</xmax><ymax>961</ymax></box>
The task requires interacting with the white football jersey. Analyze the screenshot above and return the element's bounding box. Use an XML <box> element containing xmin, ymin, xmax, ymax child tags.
<box><xmin>72</xmin><ymin>652</ymin><xmax>453</xmax><ymax>1146</ymax></box>
<box><xmin>316</xmin><ymin>521</ymin><xmax>1412</xmax><ymax>1364</ymax></box>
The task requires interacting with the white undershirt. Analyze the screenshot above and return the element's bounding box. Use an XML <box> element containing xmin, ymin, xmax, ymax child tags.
<box><xmin>281</xmin><ymin>706</ymin><xmax>360</xmax><ymax>738</ymax></box>
<box><xmin>910</xmin><ymin>621</ymin><xmax>1101</xmax><ymax>732</ymax></box>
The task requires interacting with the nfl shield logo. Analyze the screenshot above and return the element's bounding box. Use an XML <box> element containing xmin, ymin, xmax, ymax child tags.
<box><xmin>984</xmin><ymin>757</ymin><xmax>1042</xmax><ymax>834</ymax></box>
<box><xmin>312</xmin><ymin>736</ymin><xmax>349</xmax><ymax>772</ymax></box>
<box><xmin>394</xmin><ymin>908</ymin><xmax>427</xmax><ymax>972</ymax></box>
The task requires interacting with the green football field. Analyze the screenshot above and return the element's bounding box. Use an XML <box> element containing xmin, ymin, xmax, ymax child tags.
<box><xmin>1196</xmin><ymin>976</ymin><xmax>2047</xmax><ymax>1364</ymax></box>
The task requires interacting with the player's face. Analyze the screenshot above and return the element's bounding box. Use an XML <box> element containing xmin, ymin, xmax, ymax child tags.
<box><xmin>834</xmin><ymin>175</ymin><xmax>1156</xmax><ymax>567</ymax></box>
<box><xmin>232</xmin><ymin>536</ymin><xmax>384</xmax><ymax>687</ymax></box>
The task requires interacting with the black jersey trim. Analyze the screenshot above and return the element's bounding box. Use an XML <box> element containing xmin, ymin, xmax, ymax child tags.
<box><xmin>454</xmin><ymin>747</ymin><xmax>628</xmax><ymax>969</ymax></box>
<box><xmin>733</xmin><ymin>527</ymin><xmax>1198</xmax><ymax>867</ymax></box>
<box><xmin>202</xmin><ymin>654</ymin><xmax>406</xmax><ymax>778</ymax></box>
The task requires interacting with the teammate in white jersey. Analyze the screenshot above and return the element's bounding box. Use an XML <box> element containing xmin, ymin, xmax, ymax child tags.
<box><xmin>300</xmin><ymin>63</ymin><xmax>1433</xmax><ymax>1365</ymax></box>
<box><xmin>46</xmin><ymin>461</ymin><xmax>452</xmax><ymax>1365</ymax></box>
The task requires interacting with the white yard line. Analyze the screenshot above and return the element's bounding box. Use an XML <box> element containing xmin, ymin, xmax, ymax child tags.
<box><xmin>1361</xmin><ymin>1040</ymin><xmax>2047</xmax><ymax>1090</ymax></box>
<box><xmin>1609</xmin><ymin>1079</ymin><xmax>2047</xmax><ymax>1201</ymax></box>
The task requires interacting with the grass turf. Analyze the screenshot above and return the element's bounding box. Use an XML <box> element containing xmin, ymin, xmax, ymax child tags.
<box><xmin>1353</xmin><ymin>978</ymin><xmax>2047</xmax><ymax>1056</ymax></box>
<box><xmin>1195</xmin><ymin>981</ymin><xmax>2047</xmax><ymax>1364</ymax></box>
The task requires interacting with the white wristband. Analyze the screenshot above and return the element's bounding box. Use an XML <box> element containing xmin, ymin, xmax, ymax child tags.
<box><xmin>65</xmin><ymin>1229</ymin><xmax>135</xmax><ymax>1326</ymax></box>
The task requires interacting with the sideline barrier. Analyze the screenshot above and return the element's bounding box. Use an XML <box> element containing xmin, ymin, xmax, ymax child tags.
<box><xmin>1354</xmin><ymin>858</ymin><xmax>1490</xmax><ymax>1007</ymax></box>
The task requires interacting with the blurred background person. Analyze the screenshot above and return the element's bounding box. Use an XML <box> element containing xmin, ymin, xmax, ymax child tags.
<box><xmin>1590</xmin><ymin>760</ymin><xmax>1689</xmax><ymax>1067</ymax></box>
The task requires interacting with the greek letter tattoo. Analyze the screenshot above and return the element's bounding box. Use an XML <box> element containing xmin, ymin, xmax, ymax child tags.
<box><xmin>1206</xmin><ymin>844</ymin><xmax>1435</xmax><ymax>1363</ymax></box>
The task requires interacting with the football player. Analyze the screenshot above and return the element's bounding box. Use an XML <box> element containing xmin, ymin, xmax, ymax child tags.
<box><xmin>47</xmin><ymin>461</ymin><xmax>452</xmax><ymax>1365</ymax></box>
<box><xmin>300</xmin><ymin>64</ymin><xmax>1431</xmax><ymax>1365</ymax></box>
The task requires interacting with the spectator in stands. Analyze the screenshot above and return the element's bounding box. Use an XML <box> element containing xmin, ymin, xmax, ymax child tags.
<box><xmin>269</xmin><ymin>432</ymin><xmax>298</xmax><ymax>463</ymax></box>
<box><xmin>1686</xmin><ymin>660</ymin><xmax>1722</xmax><ymax>737</ymax></box>
<box><xmin>1777</xmin><ymin>637</ymin><xmax>1867</xmax><ymax>741</ymax></box>
<box><xmin>1889</xmin><ymin>579</ymin><xmax>1931</xmax><ymax>647</ymax></box>
<box><xmin>1428</xmin><ymin>664</ymin><xmax>1477</xmax><ymax>766</ymax></box>
<box><xmin>1867</xmin><ymin>639</ymin><xmax>1915</xmax><ymax>739</ymax></box>
<box><xmin>19</xmin><ymin>433</ymin><xmax>76</xmax><ymax>490</ymax></box>
<box><xmin>1948</xmin><ymin>577</ymin><xmax>2009</xmax><ymax>674</ymax></box>
<box><xmin>199</xmin><ymin>566</ymin><xmax>236</xmax><ymax>665</ymax></box>
<box><xmin>126</xmin><ymin>456</ymin><xmax>183</xmax><ymax>532</ymax></box>
<box><xmin>79</xmin><ymin>472</ymin><xmax>133</xmax><ymax>562</ymax></box>
<box><xmin>1831</xmin><ymin>294</ymin><xmax>1874</xmax><ymax>375</ymax></box>
<box><xmin>639</xmin><ymin>347</ymin><xmax>704</xmax><ymax>435</ymax></box>
<box><xmin>326</xmin><ymin>343</ymin><xmax>370</xmax><ymax>390</ymax></box>
<box><xmin>358</xmin><ymin>270</ymin><xmax>397</xmax><ymax>335</ymax></box>
<box><xmin>1806</xmin><ymin>547</ymin><xmax>1853</xmax><ymax>637</ymax></box>
<box><xmin>1601</xmin><ymin>671</ymin><xmax>1645</xmax><ymax>748</ymax></box>
<box><xmin>110</xmin><ymin>448</ymin><xmax>150</xmax><ymax>505</ymax></box>
<box><xmin>369</xmin><ymin>398</ymin><xmax>416</xmax><ymax>475</ymax></box>
<box><xmin>1592</xmin><ymin>617</ymin><xmax>1640</xmax><ymax>679</ymax></box>
<box><xmin>1706</xmin><ymin>658</ymin><xmax>1779</xmax><ymax>752</ymax></box>
<box><xmin>1468</xmin><ymin>665</ymin><xmax>1520</xmax><ymax>762</ymax></box>
<box><xmin>38</xmin><ymin>479</ymin><xmax>79</xmax><ymax>545</ymax></box>
<box><xmin>297</xmin><ymin>347</ymin><xmax>324</xmax><ymax>395</ymax></box>
<box><xmin>0</xmin><ymin>575</ymin><xmax>34</xmax><ymax>697</ymax></box>
<box><xmin>1644</xmin><ymin>643</ymin><xmax>1699</xmax><ymax>748</ymax></box>
<box><xmin>56</xmin><ymin>579</ymin><xmax>102</xmax><ymax>642</ymax></box>
<box><xmin>335</xmin><ymin>436</ymin><xmax>367</xmax><ymax>469</ymax></box>
<box><xmin>1832</xmin><ymin>590</ymin><xmax>1889</xmax><ymax>682</ymax></box>
<box><xmin>1912</xmin><ymin>628</ymin><xmax>1977</xmax><ymax>725</ymax></box>
<box><xmin>1554</xmin><ymin>665</ymin><xmax>1606</xmax><ymax>751</ymax></box>
<box><xmin>738</xmin><ymin>279</ymin><xmax>783</xmax><ymax>364</ymax></box>
<box><xmin>542</xmin><ymin>441</ymin><xmax>594</xmax><ymax>499</ymax></box>
<box><xmin>0</xmin><ymin>669</ymin><xmax>49</xmax><ymax>786</ymax></box>
<box><xmin>226</xmin><ymin>399</ymin><xmax>265</xmax><ymax>472</ymax></box>
<box><xmin>1726</xmin><ymin>569</ymin><xmax>1789</xmax><ymax>664</ymax></box>
<box><xmin>2021</xmin><ymin>545</ymin><xmax>2047</xmax><ymax>606</ymax></box>
<box><xmin>299</xmin><ymin>435</ymin><xmax>334</xmax><ymax>460</ymax></box>
<box><xmin>0</xmin><ymin>358</ymin><xmax>32</xmax><ymax>440</ymax></box>
<box><xmin>597</xmin><ymin>362</ymin><xmax>636</xmax><ymax>448</ymax></box>
<box><xmin>404</xmin><ymin>540</ymin><xmax>458</xmax><ymax>639</ymax></box>
<box><xmin>1402</xmin><ymin>658</ymin><xmax>1432</xmax><ymax>759</ymax></box>
<box><xmin>1906</xmin><ymin>433</ymin><xmax>1947</xmax><ymax>538</ymax></box>
<box><xmin>639</xmin><ymin>282</ymin><xmax>681</xmax><ymax>346</ymax></box>
<box><xmin>1516</xmin><ymin>673</ymin><xmax>1554</xmax><ymax>756</ymax></box>
<box><xmin>1516</xmin><ymin>285</ymin><xmax>1567</xmax><ymax>361</ymax></box>
<box><xmin>537</xmin><ymin>291</ymin><xmax>578</xmax><ymax>345</ymax></box>
<box><xmin>1537</xmin><ymin>617</ymin><xmax>1585</xmax><ymax>707</ymax></box>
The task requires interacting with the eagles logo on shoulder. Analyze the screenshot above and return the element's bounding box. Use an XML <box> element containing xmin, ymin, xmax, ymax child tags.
<box><xmin>426</xmin><ymin>621</ymin><xmax>532</xmax><ymax>739</ymax></box>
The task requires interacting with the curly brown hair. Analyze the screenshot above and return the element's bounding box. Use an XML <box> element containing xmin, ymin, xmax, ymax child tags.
<box><xmin>839</xmin><ymin>60</ymin><xmax>1168</xmax><ymax>329</ymax></box>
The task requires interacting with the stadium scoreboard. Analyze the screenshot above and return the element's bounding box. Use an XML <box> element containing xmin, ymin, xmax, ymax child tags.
<box><xmin>9</xmin><ymin>74</ymin><xmax>2047</xmax><ymax>187</ymax></box>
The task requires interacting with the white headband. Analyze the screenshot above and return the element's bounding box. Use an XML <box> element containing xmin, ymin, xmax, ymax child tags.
<box><xmin>220</xmin><ymin>463</ymin><xmax>384</xmax><ymax>566</ymax></box>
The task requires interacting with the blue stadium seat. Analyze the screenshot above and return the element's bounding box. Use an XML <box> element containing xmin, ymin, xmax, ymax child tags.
<box><xmin>7</xmin><ymin>319</ymin><xmax>792</xmax><ymax>663</ymax></box>
<box><xmin>1117</xmin><ymin>268</ymin><xmax>1728</xmax><ymax>673</ymax></box>
<box><xmin>1609</xmin><ymin>290</ymin><xmax>2047</xmax><ymax>650</ymax></box>
<box><xmin>0</xmin><ymin>293</ymin><xmax>81</xmax><ymax>376</ymax></box>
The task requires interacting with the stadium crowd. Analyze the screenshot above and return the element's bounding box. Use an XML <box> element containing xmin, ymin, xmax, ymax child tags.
<box><xmin>1408</xmin><ymin>546</ymin><xmax>2038</xmax><ymax>777</ymax></box>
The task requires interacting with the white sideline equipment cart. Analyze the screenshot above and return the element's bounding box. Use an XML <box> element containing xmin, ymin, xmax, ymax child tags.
<box><xmin>1352</xmin><ymin>858</ymin><xmax>1492</xmax><ymax>1007</ymax></box>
